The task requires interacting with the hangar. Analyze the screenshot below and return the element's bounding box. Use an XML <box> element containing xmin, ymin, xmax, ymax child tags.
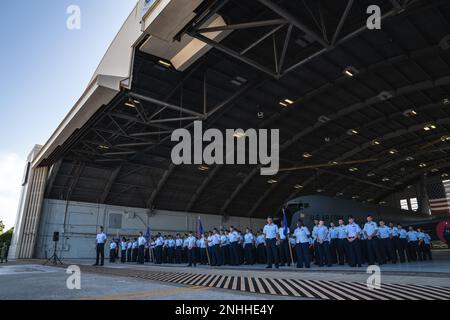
<box><xmin>9</xmin><ymin>0</ymin><xmax>450</xmax><ymax>260</ymax></box>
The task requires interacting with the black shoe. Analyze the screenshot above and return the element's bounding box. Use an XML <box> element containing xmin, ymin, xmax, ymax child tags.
<box><xmin>100</xmin><ymin>264</ymin><xmax>104</xmax><ymax>266</ymax></box>
<box><xmin>357</xmin><ymin>264</ymin><xmax>362</xmax><ymax>267</ymax></box>
<box><xmin>275</xmin><ymin>265</ymin><xmax>279</xmax><ymax>269</ymax></box>
<box><xmin>280</xmin><ymin>264</ymin><xmax>285</xmax><ymax>267</ymax></box>
<box><xmin>92</xmin><ymin>264</ymin><xmax>98</xmax><ymax>266</ymax></box>
<box><xmin>266</xmin><ymin>265</ymin><xmax>272</xmax><ymax>269</ymax></box>
<box><xmin>327</xmin><ymin>264</ymin><xmax>332</xmax><ymax>267</ymax></box>
<box><xmin>187</xmin><ymin>264</ymin><xmax>192</xmax><ymax>267</ymax></box>
<box><xmin>296</xmin><ymin>265</ymin><xmax>303</xmax><ymax>269</ymax></box>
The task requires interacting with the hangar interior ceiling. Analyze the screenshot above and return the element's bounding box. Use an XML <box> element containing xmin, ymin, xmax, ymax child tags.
<box><xmin>41</xmin><ymin>0</ymin><xmax>450</xmax><ymax>219</ymax></box>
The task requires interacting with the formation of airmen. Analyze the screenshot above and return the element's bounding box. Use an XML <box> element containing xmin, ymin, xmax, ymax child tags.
<box><xmin>95</xmin><ymin>215</ymin><xmax>433</xmax><ymax>269</ymax></box>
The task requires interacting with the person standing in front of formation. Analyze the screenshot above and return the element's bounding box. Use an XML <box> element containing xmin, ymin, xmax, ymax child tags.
<box><xmin>345</xmin><ymin>216</ymin><xmax>362</xmax><ymax>267</ymax></box>
<box><xmin>263</xmin><ymin>216</ymin><xmax>279</xmax><ymax>269</ymax></box>
<box><xmin>120</xmin><ymin>237</ymin><xmax>127</xmax><ymax>263</ymax></box>
<box><xmin>294</xmin><ymin>219</ymin><xmax>311</xmax><ymax>268</ymax></box>
<box><xmin>137</xmin><ymin>232</ymin><xmax>146</xmax><ymax>264</ymax></box>
<box><xmin>186</xmin><ymin>231</ymin><xmax>197</xmax><ymax>267</ymax></box>
<box><xmin>397</xmin><ymin>224</ymin><xmax>407</xmax><ymax>263</ymax></box>
<box><xmin>243</xmin><ymin>228</ymin><xmax>255</xmax><ymax>265</ymax></box>
<box><xmin>363</xmin><ymin>215</ymin><xmax>381</xmax><ymax>265</ymax></box>
<box><xmin>94</xmin><ymin>226</ymin><xmax>107</xmax><ymax>266</ymax></box>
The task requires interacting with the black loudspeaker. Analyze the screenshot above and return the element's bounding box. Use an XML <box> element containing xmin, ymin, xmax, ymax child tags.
<box><xmin>53</xmin><ymin>232</ymin><xmax>59</xmax><ymax>242</ymax></box>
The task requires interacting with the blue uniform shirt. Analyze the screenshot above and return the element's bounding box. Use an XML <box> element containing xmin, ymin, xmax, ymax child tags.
<box><xmin>378</xmin><ymin>226</ymin><xmax>391</xmax><ymax>239</ymax></box>
<box><xmin>390</xmin><ymin>227</ymin><xmax>399</xmax><ymax>237</ymax></box>
<box><xmin>263</xmin><ymin>223</ymin><xmax>278</xmax><ymax>239</ymax></box>
<box><xmin>363</xmin><ymin>221</ymin><xmax>378</xmax><ymax>237</ymax></box>
<box><xmin>175</xmin><ymin>239</ymin><xmax>183</xmax><ymax>247</ymax></box>
<box><xmin>406</xmin><ymin>231</ymin><xmax>418</xmax><ymax>241</ymax></box>
<box><xmin>244</xmin><ymin>233</ymin><xmax>254</xmax><ymax>244</ymax></box>
<box><xmin>228</xmin><ymin>231</ymin><xmax>239</xmax><ymax>243</ymax></box>
<box><xmin>337</xmin><ymin>225</ymin><xmax>347</xmax><ymax>239</ymax></box>
<box><xmin>423</xmin><ymin>233</ymin><xmax>431</xmax><ymax>245</ymax></box>
<box><xmin>328</xmin><ymin>227</ymin><xmax>338</xmax><ymax>240</ymax></box>
<box><xmin>294</xmin><ymin>226</ymin><xmax>310</xmax><ymax>244</ymax></box>
<box><xmin>315</xmin><ymin>226</ymin><xmax>328</xmax><ymax>242</ymax></box>
<box><xmin>345</xmin><ymin>223</ymin><xmax>361</xmax><ymax>238</ymax></box>
<box><xmin>398</xmin><ymin>229</ymin><xmax>407</xmax><ymax>239</ymax></box>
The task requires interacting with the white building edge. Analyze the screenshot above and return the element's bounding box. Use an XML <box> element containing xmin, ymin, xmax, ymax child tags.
<box><xmin>10</xmin><ymin>0</ymin><xmax>265</xmax><ymax>260</ymax></box>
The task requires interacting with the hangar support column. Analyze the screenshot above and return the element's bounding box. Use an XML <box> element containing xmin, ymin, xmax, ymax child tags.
<box><xmin>9</xmin><ymin>145</ymin><xmax>49</xmax><ymax>259</ymax></box>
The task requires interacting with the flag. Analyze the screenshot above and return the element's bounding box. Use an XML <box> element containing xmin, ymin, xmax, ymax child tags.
<box><xmin>197</xmin><ymin>217</ymin><xmax>204</xmax><ymax>238</ymax></box>
<box><xmin>144</xmin><ymin>227</ymin><xmax>151</xmax><ymax>244</ymax></box>
<box><xmin>282</xmin><ymin>208</ymin><xmax>289</xmax><ymax>236</ymax></box>
<box><xmin>428</xmin><ymin>180</ymin><xmax>450</xmax><ymax>215</ymax></box>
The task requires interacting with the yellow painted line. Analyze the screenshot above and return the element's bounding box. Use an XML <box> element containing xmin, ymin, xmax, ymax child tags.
<box><xmin>76</xmin><ymin>285</ymin><xmax>210</xmax><ymax>300</ymax></box>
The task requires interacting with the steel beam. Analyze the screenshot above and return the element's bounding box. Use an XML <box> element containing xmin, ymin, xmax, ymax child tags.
<box><xmin>197</xmin><ymin>19</ymin><xmax>286</xmax><ymax>33</ymax></box>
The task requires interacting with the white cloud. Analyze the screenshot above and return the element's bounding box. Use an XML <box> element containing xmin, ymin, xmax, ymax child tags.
<box><xmin>0</xmin><ymin>153</ymin><xmax>25</xmax><ymax>230</ymax></box>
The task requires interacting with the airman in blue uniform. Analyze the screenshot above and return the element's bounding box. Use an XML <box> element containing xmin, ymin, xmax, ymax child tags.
<box><xmin>345</xmin><ymin>216</ymin><xmax>362</xmax><ymax>267</ymax></box>
<box><xmin>378</xmin><ymin>220</ymin><xmax>396</xmax><ymax>264</ymax></box>
<box><xmin>336</xmin><ymin>219</ymin><xmax>347</xmax><ymax>265</ymax></box>
<box><xmin>406</xmin><ymin>226</ymin><xmax>419</xmax><ymax>261</ymax></box>
<box><xmin>263</xmin><ymin>216</ymin><xmax>279</xmax><ymax>269</ymax></box>
<box><xmin>363</xmin><ymin>215</ymin><xmax>381</xmax><ymax>265</ymax></box>
<box><xmin>293</xmin><ymin>220</ymin><xmax>311</xmax><ymax>268</ymax></box>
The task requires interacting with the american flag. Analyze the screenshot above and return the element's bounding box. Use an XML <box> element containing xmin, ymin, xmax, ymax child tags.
<box><xmin>428</xmin><ymin>180</ymin><xmax>450</xmax><ymax>215</ymax></box>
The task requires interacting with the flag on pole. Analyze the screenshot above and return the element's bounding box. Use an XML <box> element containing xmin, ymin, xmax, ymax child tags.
<box><xmin>197</xmin><ymin>217</ymin><xmax>204</xmax><ymax>238</ymax></box>
<box><xmin>282</xmin><ymin>208</ymin><xmax>289</xmax><ymax>236</ymax></box>
<box><xmin>144</xmin><ymin>227</ymin><xmax>151</xmax><ymax>244</ymax></box>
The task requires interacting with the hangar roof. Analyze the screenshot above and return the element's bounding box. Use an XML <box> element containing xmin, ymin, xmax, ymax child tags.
<box><xmin>40</xmin><ymin>0</ymin><xmax>450</xmax><ymax>219</ymax></box>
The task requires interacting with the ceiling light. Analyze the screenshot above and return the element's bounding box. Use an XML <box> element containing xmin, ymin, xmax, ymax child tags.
<box><xmin>389</xmin><ymin>149</ymin><xmax>398</xmax><ymax>155</ymax></box>
<box><xmin>371</xmin><ymin>140</ymin><xmax>381</xmax><ymax>146</ymax></box>
<box><xmin>198</xmin><ymin>165</ymin><xmax>210</xmax><ymax>171</ymax></box>
<box><xmin>98</xmin><ymin>145</ymin><xmax>110</xmax><ymax>150</ymax></box>
<box><xmin>352</xmin><ymin>195</ymin><xmax>360</xmax><ymax>199</ymax></box>
<box><xmin>347</xmin><ymin>129</ymin><xmax>358</xmax><ymax>136</ymax></box>
<box><xmin>403</xmin><ymin>109</ymin><xmax>417</xmax><ymax>117</ymax></box>
<box><xmin>158</xmin><ymin>59</ymin><xmax>172</xmax><ymax>68</ymax></box>
<box><xmin>343</xmin><ymin>66</ymin><xmax>359</xmax><ymax>78</ymax></box>
<box><xmin>405</xmin><ymin>156</ymin><xmax>414</xmax><ymax>161</ymax></box>
<box><xmin>442</xmin><ymin>173</ymin><xmax>449</xmax><ymax>178</ymax></box>
<box><xmin>125</xmin><ymin>99</ymin><xmax>137</xmax><ymax>108</ymax></box>
<box><xmin>382</xmin><ymin>177</ymin><xmax>390</xmax><ymax>182</ymax></box>
<box><xmin>336</xmin><ymin>192</ymin><xmax>343</xmax><ymax>196</ymax></box>
<box><xmin>284</xmin><ymin>99</ymin><xmax>294</xmax><ymax>105</ymax></box>
<box><xmin>367</xmin><ymin>199</ymin><xmax>374</xmax><ymax>202</ymax></box>
<box><xmin>316</xmin><ymin>189</ymin><xmax>324</xmax><ymax>193</ymax></box>
<box><xmin>424</xmin><ymin>124</ymin><xmax>436</xmax><ymax>131</ymax></box>
<box><xmin>303</xmin><ymin>152</ymin><xmax>312</xmax><ymax>158</ymax></box>
<box><xmin>279</xmin><ymin>101</ymin><xmax>288</xmax><ymax>107</ymax></box>
<box><xmin>324</xmin><ymin>137</ymin><xmax>331</xmax><ymax>143</ymax></box>
<box><xmin>329</xmin><ymin>161</ymin><xmax>339</xmax><ymax>165</ymax></box>
<box><xmin>367</xmin><ymin>172</ymin><xmax>375</xmax><ymax>177</ymax></box>
<box><xmin>431</xmin><ymin>168</ymin><xmax>439</xmax><ymax>173</ymax></box>
<box><xmin>379</xmin><ymin>201</ymin><xmax>387</xmax><ymax>205</ymax></box>
<box><xmin>267</xmin><ymin>179</ymin><xmax>278</xmax><ymax>184</ymax></box>
<box><xmin>441</xmin><ymin>135</ymin><xmax>450</xmax><ymax>142</ymax></box>
<box><xmin>349</xmin><ymin>167</ymin><xmax>359</xmax><ymax>172</ymax></box>
<box><xmin>294</xmin><ymin>184</ymin><xmax>303</xmax><ymax>189</ymax></box>
<box><xmin>443</xmin><ymin>97</ymin><xmax>450</xmax><ymax>105</ymax></box>
<box><xmin>419</xmin><ymin>163</ymin><xmax>427</xmax><ymax>168</ymax></box>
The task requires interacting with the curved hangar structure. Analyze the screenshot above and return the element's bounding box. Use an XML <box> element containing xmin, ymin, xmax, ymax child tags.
<box><xmin>11</xmin><ymin>0</ymin><xmax>450</xmax><ymax>259</ymax></box>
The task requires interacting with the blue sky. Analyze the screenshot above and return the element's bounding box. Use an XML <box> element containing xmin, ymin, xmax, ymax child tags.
<box><xmin>0</xmin><ymin>0</ymin><xmax>138</xmax><ymax>229</ymax></box>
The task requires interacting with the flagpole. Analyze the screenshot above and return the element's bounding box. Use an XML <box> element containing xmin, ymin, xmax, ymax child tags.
<box><xmin>288</xmin><ymin>237</ymin><xmax>295</xmax><ymax>267</ymax></box>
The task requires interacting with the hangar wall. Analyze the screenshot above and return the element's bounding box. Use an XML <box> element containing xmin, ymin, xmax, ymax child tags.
<box><xmin>34</xmin><ymin>199</ymin><xmax>266</xmax><ymax>259</ymax></box>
